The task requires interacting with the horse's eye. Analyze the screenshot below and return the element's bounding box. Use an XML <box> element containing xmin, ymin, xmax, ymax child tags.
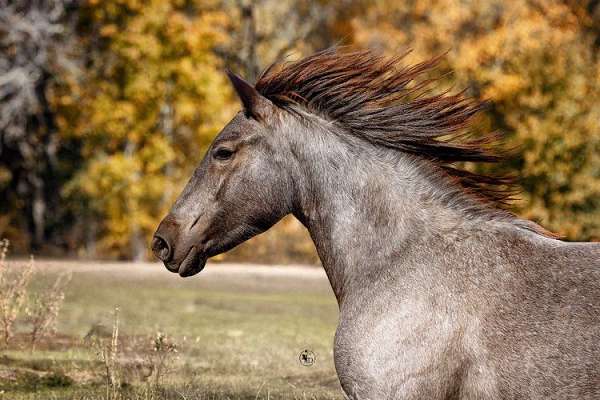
<box><xmin>213</xmin><ymin>147</ymin><xmax>234</xmax><ymax>161</ymax></box>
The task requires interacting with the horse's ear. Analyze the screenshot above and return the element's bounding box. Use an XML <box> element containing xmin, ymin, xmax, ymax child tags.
<box><xmin>226</xmin><ymin>70</ymin><xmax>271</xmax><ymax>120</ymax></box>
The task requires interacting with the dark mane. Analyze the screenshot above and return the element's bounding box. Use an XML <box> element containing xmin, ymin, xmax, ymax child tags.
<box><xmin>256</xmin><ymin>47</ymin><xmax>519</xmax><ymax>208</ymax></box>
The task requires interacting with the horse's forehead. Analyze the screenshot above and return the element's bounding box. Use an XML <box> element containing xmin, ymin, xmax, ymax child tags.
<box><xmin>213</xmin><ymin>112</ymin><xmax>247</xmax><ymax>143</ymax></box>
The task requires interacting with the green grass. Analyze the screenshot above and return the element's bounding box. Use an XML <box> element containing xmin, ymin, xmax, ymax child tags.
<box><xmin>0</xmin><ymin>263</ymin><xmax>342</xmax><ymax>399</ymax></box>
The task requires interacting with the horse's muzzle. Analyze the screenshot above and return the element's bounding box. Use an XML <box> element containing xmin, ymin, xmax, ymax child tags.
<box><xmin>152</xmin><ymin>214</ymin><xmax>207</xmax><ymax>277</ymax></box>
<box><xmin>176</xmin><ymin>246</ymin><xmax>207</xmax><ymax>277</ymax></box>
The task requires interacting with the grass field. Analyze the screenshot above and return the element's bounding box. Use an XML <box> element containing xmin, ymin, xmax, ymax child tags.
<box><xmin>0</xmin><ymin>261</ymin><xmax>342</xmax><ymax>399</ymax></box>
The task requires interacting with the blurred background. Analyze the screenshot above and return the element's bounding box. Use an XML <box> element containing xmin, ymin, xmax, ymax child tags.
<box><xmin>1</xmin><ymin>0</ymin><xmax>599</xmax><ymax>263</ymax></box>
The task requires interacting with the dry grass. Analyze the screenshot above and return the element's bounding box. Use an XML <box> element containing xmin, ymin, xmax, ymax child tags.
<box><xmin>25</xmin><ymin>271</ymin><xmax>72</xmax><ymax>351</ymax></box>
<box><xmin>0</xmin><ymin>241</ymin><xmax>71</xmax><ymax>351</ymax></box>
<box><xmin>0</xmin><ymin>260</ymin><xmax>342</xmax><ymax>399</ymax></box>
<box><xmin>0</xmin><ymin>240</ymin><xmax>33</xmax><ymax>348</ymax></box>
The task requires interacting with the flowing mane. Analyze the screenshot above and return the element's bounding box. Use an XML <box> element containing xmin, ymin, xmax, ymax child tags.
<box><xmin>255</xmin><ymin>48</ymin><xmax>519</xmax><ymax>208</ymax></box>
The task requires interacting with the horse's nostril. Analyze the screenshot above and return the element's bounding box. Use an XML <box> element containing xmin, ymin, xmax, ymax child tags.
<box><xmin>151</xmin><ymin>235</ymin><xmax>172</xmax><ymax>262</ymax></box>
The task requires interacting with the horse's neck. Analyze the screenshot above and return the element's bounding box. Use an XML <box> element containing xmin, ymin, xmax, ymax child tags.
<box><xmin>292</xmin><ymin>144</ymin><xmax>483</xmax><ymax>304</ymax></box>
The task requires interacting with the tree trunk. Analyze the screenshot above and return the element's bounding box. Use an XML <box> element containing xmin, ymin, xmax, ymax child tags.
<box><xmin>31</xmin><ymin>176</ymin><xmax>46</xmax><ymax>249</ymax></box>
<box><xmin>240</xmin><ymin>1</ymin><xmax>260</xmax><ymax>81</ymax></box>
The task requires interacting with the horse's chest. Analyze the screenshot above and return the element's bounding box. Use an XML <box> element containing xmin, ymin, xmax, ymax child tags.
<box><xmin>333</xmin><ymin>302</ymin><xmax>474</xmax><ymax>400</ymax></box>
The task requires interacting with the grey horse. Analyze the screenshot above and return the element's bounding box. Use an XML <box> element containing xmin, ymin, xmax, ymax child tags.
<box><xmin>152</xmin><ymin>48</ymin><xmax>600</xmax><ymax>399</ymax></box>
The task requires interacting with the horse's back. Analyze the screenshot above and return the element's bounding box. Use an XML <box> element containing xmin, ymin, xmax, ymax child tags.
<box><xmin>480</xmin><ymin>234</ymin><xmax>600</xmax><ymax>399</ymax></box>
<box><xmin>555</xmin><ymin>239</ymin><xmax>600</xmax><ymax>265</ymax></box>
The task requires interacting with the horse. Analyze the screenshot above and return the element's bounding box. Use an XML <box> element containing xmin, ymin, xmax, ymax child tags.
<box><xmin>152</xmin><ymin>48</ymin><xmax>600</xmax><ymax>399</ymax></box>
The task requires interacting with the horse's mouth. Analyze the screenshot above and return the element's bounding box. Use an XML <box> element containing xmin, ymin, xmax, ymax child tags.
<box><xmin>165</xmin><ymin>246</ymin><xmax>207</xmax><ymax>277</ymax></box>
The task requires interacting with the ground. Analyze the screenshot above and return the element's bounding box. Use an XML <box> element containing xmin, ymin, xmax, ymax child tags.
<box><xmin>0</xmin><ymin>260</ymin><xmax>343</xmax><ymax>399</ymax></box>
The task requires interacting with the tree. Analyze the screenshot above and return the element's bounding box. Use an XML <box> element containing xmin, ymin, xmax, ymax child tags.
<box><xmin>0</xmin><ymin>0</ymin><xmax>79</xmax><ymax>250</ymax></box>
